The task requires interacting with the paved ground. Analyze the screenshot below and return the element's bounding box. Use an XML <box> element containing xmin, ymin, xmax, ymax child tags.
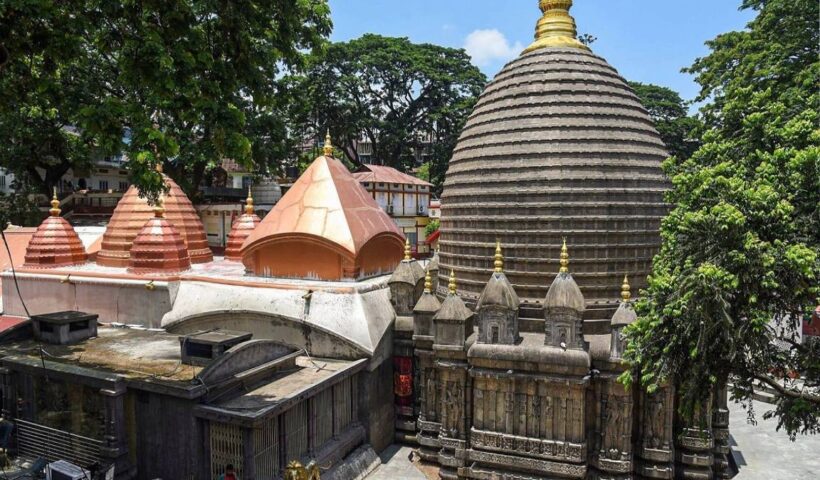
<box><xmin>731</xmin><ymin>399</ymin><xmax>819</xmax><ymax>479</ymax></box>
<box><xmin>367</xmin><ymin>400</ymin><xmax>820</xmax><ymax>480</ymax></box>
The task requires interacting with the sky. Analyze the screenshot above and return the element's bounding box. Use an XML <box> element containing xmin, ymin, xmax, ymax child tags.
<box><xmin>326</xmin><ymin>0</ymin><xmax>757</xmax><ymax>104</ymax></box>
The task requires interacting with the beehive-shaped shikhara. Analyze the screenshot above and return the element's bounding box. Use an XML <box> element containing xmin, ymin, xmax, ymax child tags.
<box><xmin>241</xmin><ymin>133</ymin><xmax>405</xmax><ymax>280</ymax></box>
<box><xmin>23</xmin><ymin>190</ymin><xmax>88</xmax><ymax>268</ymax></box>
<box><xmin>439</xmin><ymin>0</ymin><xmax>670</xmax><ymax>322</ymax></box>
<box><xmin>224</xmin><ymin>188</ymin><xmax>261</xmax><ymax>261</ymax></box>
<box><xmin>128</xmin><ymin>199</ymin><xmax>191</xmax><ymax>275</ymax></box>
<box><xmin>97</xmin><ymin>173</ymin><xmax>212</xmax><ymax>267</ymax></box>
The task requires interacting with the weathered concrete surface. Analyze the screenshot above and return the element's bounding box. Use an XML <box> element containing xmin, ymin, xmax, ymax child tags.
<box><xmin>731</xmin><ymin>399</ymin><xmax>820</xmax><ymax>479</ymax></box>
<box><xmin>366</xmin><ymin>445</ymin><xmax>428</xmax><ymax>480</ymax></box>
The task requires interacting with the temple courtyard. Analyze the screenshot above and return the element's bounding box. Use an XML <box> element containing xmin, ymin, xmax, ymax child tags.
<box><xmin>366</xmin><ymin>399</ymin><xmax>820</xmax><ymax>480</ymax></box>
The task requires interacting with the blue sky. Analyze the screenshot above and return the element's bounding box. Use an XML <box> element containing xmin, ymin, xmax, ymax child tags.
<box><xmin>327</xmin><ymin>0</ymin><xmax>757</xmax><ymax>104</ymax></box>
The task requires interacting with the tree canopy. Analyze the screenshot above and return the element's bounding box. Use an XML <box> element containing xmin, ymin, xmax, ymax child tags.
<box><xmin>629</xmin><ymin>81</ymin><xmax>702</xmax><ymax>161</ymax></box>
<box><xmin>0</xmin><ymin>0</ymin><xmax>332</xmax><ymax>205</ymax></box>
<box><xmin>622</xmin><ymin>0</ymin><xmax>819</xmax><ymax>438</ymax></box>
<box><xmin>290</xmin><ymin>34</ymin><xmax>486</xmax><ymax>191</ymax></box>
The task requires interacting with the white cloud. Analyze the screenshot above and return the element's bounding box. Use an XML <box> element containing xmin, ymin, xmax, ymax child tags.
<box><xmin>464</xmin><ymin>29</ymin><xmax>523</xmax><ymax>67</ymax></box>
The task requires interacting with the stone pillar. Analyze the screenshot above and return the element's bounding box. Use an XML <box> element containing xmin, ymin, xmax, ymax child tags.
<box><xmin>676</xmin><ymin>396</ymin><xmax>714</xmax><ymax>480</ymax></box>
<box><xmin>636</xmin><ymin>386</ymin><xmax>675</xmax><ymax>479</ymax></box>
<box><xmin>593</xmin><ymin>377</ymin><xmax>633</xmax><ymax>479</ymax></box>
<box><xmin>436</xmin><ymin>360</ymin><xmax>470</xmax><ymax>480</ymax></box>
<box><xmin>100</xmin><ymin>387</ymin><xmax>132</xmax><ymax>478</ymax></box>
<box><xmin>711</xmin><ymin>381</ymin><xmax>731</xmax><ymax>479</ymax></box>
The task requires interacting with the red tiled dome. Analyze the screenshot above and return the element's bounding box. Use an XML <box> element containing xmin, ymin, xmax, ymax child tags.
<box><xmin>224</xmin><ymin>190</ymin><xmax>261</xmax><ymax>262</ymax></box>
<box><xmin>23</xmin><ymin>193</ymin><xmax>88</xmax><ymax>268</ymax></box>
<box><xmin>97</xmin><ymin>174</ymin><xmax>212</xmax><ymax>267</ymax></box>
<box><xmin>127</xmin><ymin>203</ymin><xmax>191</xmax><ymax>275</ymax></box>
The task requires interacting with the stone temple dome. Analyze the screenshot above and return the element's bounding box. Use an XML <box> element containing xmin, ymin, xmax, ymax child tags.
<box><xmin>97</xmin><ymin>169</ymin><xmax>212</xmax><ymax>267</ymax></box>
<box><xmin>439</xmin><ymin>0</ymin><xmax>669</xmax><ymax>322</ymax></box>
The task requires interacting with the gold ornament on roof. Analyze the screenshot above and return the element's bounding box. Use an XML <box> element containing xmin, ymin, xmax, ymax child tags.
<box><xmin>424</xmin><ymin>268</ymin><xmax>432</xmax><ymax>293</ymax></box>
<box><xmin>621</xmin><ymin>274</ymin><xmax>631</xmax><ymax>302</ymax></box>
<box><xmin>404</xmin><ymin>237</ymin><xmax>412</xmax><ymax>261</ymax></box>
<box><xmin>323</xmin><ymin>130</ymin><xmax>333</xmax><ymax>157</ymax></box>
<box><xmin>448</xmin><ymin>269</ymin><xmax>457</xmax><ymax>295</ymax></box>
<box><xmin>155</xmin><ymin>162</ymin><xmax>164</xmax><ymax>174</ymax></box>
<box><xmin>524</xmin><ymin>0</ymin><xmax>590</xmax><ymax>53</ymax></box>
<box><xmin>153</xmin><ymin>196</ymin><xmax>165</xmax><ymax>218</ymax></box>
<box><xmin>245</xmin><ymin>186</ymin><xmax>255</xmax><ymax>215</ymax></box>
<box><xmin>559</xmin><ymin>237</ymin><xmax>570</xmax><ymax>273</ymax></box>
<box><xmin>285</xmin><ymin>460</ymin><xmax>321</xmax><ymax>480</ymax></box>
<box><xmin>49</xmin><ymin>187</ymin><xmax>61</xmax><ymax>216</ymax></box>
<box><xmin>494</xmin><ymin>239</ymin><xmax>504</xmax><ymax>273</ymax></box>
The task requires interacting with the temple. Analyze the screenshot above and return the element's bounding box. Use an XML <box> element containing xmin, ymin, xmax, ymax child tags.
<box><xmin>0</xmin><ymin>2</ymin><xmax>733</xmax><ymax>479</ymax></box>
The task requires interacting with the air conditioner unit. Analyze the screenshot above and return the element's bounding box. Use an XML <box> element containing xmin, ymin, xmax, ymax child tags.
<box><xmin>386</xmin><ymin>205</ymin><xmax>394</xmax><ymax>215</ymax></box>
<box><xmin>46</xmin><ymin>460</ymin><xmax>91</xmax><ymax>480</ymax></box>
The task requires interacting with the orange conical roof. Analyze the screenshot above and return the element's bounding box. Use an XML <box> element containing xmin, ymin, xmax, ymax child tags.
<box><xmin>23</xmin><ymin>190</ymin><xmax>88</xmax><ymax>268</ymax></box>
<box><xmin>224</xmin><ymin>187</ymin><xmax>261</xmax><ymax>261</ymax></box>
<box><xmin>97</xmin><ymin>174</ymin><xmax>212</xmax><ymax>267</ymax></box>
<box><xmin>128</xmin><ymin>199</ymin><xmax>191</xmax><ymax>275</ymax></box>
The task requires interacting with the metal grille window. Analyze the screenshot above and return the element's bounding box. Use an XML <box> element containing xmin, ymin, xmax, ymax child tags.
<box><xmin>333</xmin><ymin>377</ymin><xmax>353</xmax><ymax>434</ymax></box>
<box><xmin>283</xmin><ymin>402</ymin><xmax>308</xmax><ymax>462</ymax></box>
<box><xmin>253</xmin><ymin>416</ymin><xmax>278</xmax><ymax>479</ymax></box>
<box><xmin>313</xmin><ymin>388</ymin><xmax>333</xmax><ymax>448</ymax></box>
<box><xmin>16</xmin><ymin>419</ymin><xmax>102</xmax><ymax>467</ymax></box>
<box><xmin>210</xmin><ymin>422</ymin><xmax>244</xmax><ymax>480</ymax></box>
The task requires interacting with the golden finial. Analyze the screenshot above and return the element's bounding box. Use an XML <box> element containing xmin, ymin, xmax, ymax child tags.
<box><xmin>523</xmin><ymin>0</ymin><xmax>590</xmax><ymax>54</ymax></box>
<box><xmin>494</xmin><ymin>239</ymin><xmax>504</xmax><ymax>273</ymax></box>
<box><xmin>621</xmin><ymin>274</ymin><xmax>631</xmax><ymax>302</ymax></box>
<box><xmin>49</xmin><ymin>187</ymin><xmax>61</xmax><ymax>216</ymax></box>
<box><xmin>559</xmin><ymin>237</ymin><xmax>569</xmax><ymax>273</ymax></box>
<box><xmin>323</xmin><ymin>130</ymin><xmax>333</xmax><ymax>157</ymax></box>
<box><xmin>153</xmin><ymin>196</ymin><xmax>165</xmax><ymax>218</ymax></box>
<box><xmin>424</xmin><ymin>268</ymin><xmax>432</xmax><ymax>293</ymax></box>
<box><xmin>448</xmin><ymin>269</ymin><xmax>457</xmax><ymax>295</ymax></box>
<box><xmin>404</xmin><ymin>237</ymin><xmax>412</xmax><ymax>261</ymax></box>
<box><xmin>245</xmin><ymin>185</ymin><xmax>255</xmax><ymax>215</ymax></box>
<box><xmin>155</xmin><ymin>162</ymin><xmax>164</xmax><ymax>174</ymax></box>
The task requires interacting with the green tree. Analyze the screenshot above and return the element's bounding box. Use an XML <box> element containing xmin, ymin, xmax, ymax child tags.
<box><xmin>629</xmin><ymin>81</ymin><xmax>702</xmax><ymax>161</ymax></box>
<box><xmin>0</xmin><ymin>0</ymin><xmax>332</xmax><ymax>205</ymax></box>
<box><xmin>291</xmin><ymin>34</ymin><xmax>486</xmax><ymax>191</ymax></box>
<box><xmin>622</xmin><ymin>0</ymin><xmax>820</xmax><ymax>438</ymax></box>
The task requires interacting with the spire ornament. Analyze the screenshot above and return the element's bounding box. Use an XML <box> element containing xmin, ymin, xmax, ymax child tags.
<box><xmin>49</xmin><ymin>188</ymin><xmax>61</xmax><ymax>216</ymax></box>
<box><xmin>494</xmin><ymin>240</ymin><xmax>504</xmax><ymax>273</ymax></box>
<box><xmin>245</xmin><ymin>186</ymin><xmax>255</xmax><ymax>215</ymax></box>
<box><xmin>323</xmin><ymin>130</ymin><xmax>333</xmax><ymax>157</ymax></box>
<box><xmin>621</xmin><ymin>275</ymin><xmax>631</xmax><ymax>302</ymax></box>
<box><xmin>448</xmin><ymin>269</ymin><xmax>457</xmax><ymax>295</ymax></box>
<box><xmin>404</xmin><ymin>238</ymin><xmax>412</xmax><ymax>261</ymax></box>
<box><xmin>424</xmin><ymin>268</ymin><xmax>432</xmax><ymax>294</ymax></box>
<box><xmin>153</xmin><ymin>196</ymin><xmax>165</xmax><ymax>218</ymax></box>
<box><xmin>524</xmin><ymin>0</ymin><xmax>590</xmax><ymax>53</ymax></box>
<box><xmin>559</xmin><ymin>237</ymin><xmax>570</xmax><ymax>273</ymax></box>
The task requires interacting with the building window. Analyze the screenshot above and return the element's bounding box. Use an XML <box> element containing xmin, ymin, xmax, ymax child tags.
<box><xmin>119</xmin><ymin>181</ymin><xmax>129</xmax><ymax>191</ymax></box>
<box><xmin>99</xmin><ymin>180</ymin><xmax>109</xmax><ymax>191</ymax></box>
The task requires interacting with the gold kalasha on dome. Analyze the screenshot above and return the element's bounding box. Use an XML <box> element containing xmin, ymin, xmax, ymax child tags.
<box><xmin>153</xmin><ymin>196</ymin><xmax>165</xmax><ymax>218</ymax></box>
<box><xmin>524</xmin><ymin>0</ymin><xmax>590</xmax><ymax>53</ymax></box>
<box><xmin>323</xmin><ymin>130</ymin><xmax>333</xmax><ymax>157</ymax></box>
<box><xmin>559</xmin><ymin>238</ymin><xmax>570</xmax><ymax>273</ymax></box>
<box><xmin>49</xmin><ymin>188</ymin><xmax>61</xmax><ymax>216</ymax></box>
<box><xmin>245</xmin><ymin>186</ymin><xmax>255</xmax><ymax>214</ymax></box>
<box><xmin>621</xmin><ymin>275</ymin><xmax>631</xmax><ymax>302</ymax></box>
<box><xmin>404</xmin><ymin>237</ymin><xmax>412</xmax><ymax>261</ymax></box>
<box><xmin>494</xmin><ymin>240</ymin><xmax>504</xmax><ymax>273</ymax></box>
<box><xmin>424</xmin><ymin>268</ymin><xmax>432</xmax><ymax>293</ymax></box>
<box><xmin>448</xmin><ymin>269</ymin><xmax>458</xmax><ymax>295</ymax></box>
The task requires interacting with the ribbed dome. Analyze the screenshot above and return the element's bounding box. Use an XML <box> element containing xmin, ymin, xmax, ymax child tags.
<box><xmin>23</xmin><ymin>195</ymin><xmax>88</xmax><ymax>268</ymax></box>
<box><xmin>224</xmin><ymin>192</ymin><xmax>261</xmax><ymax>262</ymax></box>
<box><xmin>97</xmin><ymin>175</ymin><xmax>212</xmax><ymax>267</ymax></box>
<box><xmin>128</xmin><ymin>207</ymin><xmax>191</xmax><ymax>275</ymax></box>
<box><xmin>439</xmin><ymin>46</ymin><xmax>669</xmax><ymax>322</ymax></box>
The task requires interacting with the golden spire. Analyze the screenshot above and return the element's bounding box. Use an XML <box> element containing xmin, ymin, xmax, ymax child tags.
<box><xmin>245</xmin><ymin>185</ymin><xmax>255</xmax><ymax>215</ymax></box>
<box><xmin>49</xmin><ymin>187</ymin><xmax>61</xmax><ymax>216</ymax></box>
<box><xmin>559</xmin><ymin>237</ymin><xmax>570</xmax><ymax>273</ymax></box>
<box><xmin>323</xmin><ymin>130</ymin><xmax>333</xmax><ymax>157</ymax></box>
<box><xmin>448</xmin><ymin>269</ymin><xmax>457</xmax><ymax>295</ymax></box>
<box><xmin>153</xmin><ymin>196</ymin><xmax>165</xmax><ymax>218</ymax></box>
<box><xmin>404</xmin><ymin>237</ymin><xmax>412</xmax><ymax>261</ymax></box>
<box><xmin>523</xmin><ymin>0</ymin><xmax>590</xmax><ymax>54</ymax></box>
<box><xmin>424</xmin><ymin>268</ymin><xmax>432</xmax><ymax>294</ymax></box>
<box><xmin>621</xmin><ymin>274</ymin><xmax>631</xmax><ymax>302</ymax></box>
<box><xmin>494</xmin><ymin>239</ymin><xmax>504</xmax><ymax>273</ymax></box>
<box><xmin>155</xmin><ymin>162</ymin><xmax>164</xmax><ymax>174</ymax></box>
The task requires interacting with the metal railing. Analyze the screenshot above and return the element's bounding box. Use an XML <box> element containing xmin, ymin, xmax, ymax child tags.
<box><xmin>15</xmin><ymin>418</ymin><xmax>103</xmax><ymax>467</ymax></box>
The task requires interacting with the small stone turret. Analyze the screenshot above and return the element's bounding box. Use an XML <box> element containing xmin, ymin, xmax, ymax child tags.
<box><xmin>414</xmin><ymin>269</ymin><xmax>441</xmax><ymax>342</ymax></box>
<box><xmin>610</xmin><ymin>275</ymin><xmax>637</xmax><ymax>359</ymax></box>
<box><xmin>389</xmin><ymin>238</ymin><xmax>425</xmax><ymax>315</ymax></box>
<box><xmin>544</xmin><ymin>239</ymin><xmax>585</xmax><ymax>349</ymax></box>
<box><xmin>433</xmin><ymin>270</ymin><xmax>474</xmax><ymax>350</ymax></box>
<box><xmin>475</xmin><ymin>241</ymin><xmax>520</xmax><ymax>344</ymax></box>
